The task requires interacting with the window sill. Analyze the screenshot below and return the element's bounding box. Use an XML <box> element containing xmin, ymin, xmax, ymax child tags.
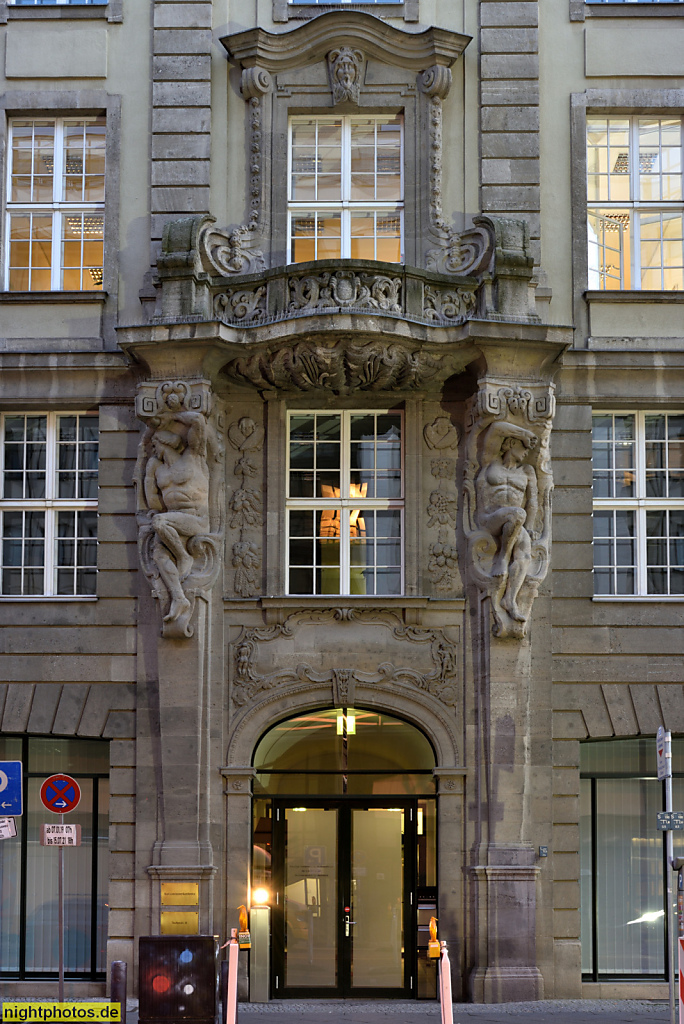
<box><xmin>0</xmin><ymin>290</ymin><xmax>107</xmax><ymax>304</ymax></box>
<box><xmin>593</xmin><ymin>594</ymin><xmax>684</xmax><ymax>601</ymax></box>
<box><xmin>586</xmin><ymin>3</ymin><xmax>684</xmax><ymax>16</ymax></box>
<box><xmin>0</xmin><ymin>595</ymin><xmax>98</xmax><ymax>601</ymax></box>
<box><xmin>585</xmin><ymin>290</ymin><xmax>684</xmax><ymax>303</ymax></box>
<box><xmin>0</xmin><ymin>1</ymin><xmax>121</xmax><ymax>23</ymax></box>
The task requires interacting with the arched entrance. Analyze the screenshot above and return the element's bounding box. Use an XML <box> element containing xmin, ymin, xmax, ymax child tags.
<box><xmin>251</xmin><ymin>707</ymin><xmax>437</xmax><ymax>999</ymax></box>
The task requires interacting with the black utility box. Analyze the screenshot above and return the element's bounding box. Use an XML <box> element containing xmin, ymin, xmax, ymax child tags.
<box><xmin>139</xmin><ymin>935</ymin><xmax>219</xmax><ymax>1024</ymax></box>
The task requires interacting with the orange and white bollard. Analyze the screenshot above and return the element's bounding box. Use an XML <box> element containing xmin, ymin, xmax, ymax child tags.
<box><xmin>226</xmin><ymin>928</ymin><xmax>239</xmax><ymax>1024</ymax></box>
<box><xmin>439</xmin><ymin>940</ymin><xmax>454</xmax><ymax>1024</ymax></box>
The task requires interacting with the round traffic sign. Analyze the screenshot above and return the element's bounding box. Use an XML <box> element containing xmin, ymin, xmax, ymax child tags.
<box><xmin>40</xmin><ymin>774</ymin><xmax>81</xmax><ymax>814</ymax></box>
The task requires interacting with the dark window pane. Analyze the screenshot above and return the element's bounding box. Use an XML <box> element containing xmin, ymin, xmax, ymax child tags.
<box><xmin>593</xmin><ymin>511</ymin><xmax>613</xmax><ymax>537</ymax></box>
<box><xmin>26</xmin><ymin>474</ymin><xmax>46</xmax><ymax>499</ymax></box>
<box><xmin>79</xmin><ymin>473</ymin><xmax>98</xmax><ymax>500</ymax></box>
<box><xmin>2</xmin><ymin>568</ymin><xmax>23</xmax><ymax>595</ymax></box>
<box><xmin>59</xmin><ymin>444</ymin><xmax>76</xmax><ymax>470</ymax></box>
<box><xmin>3</xmin><ymin>445</ymin><xmax>23</xmax><ymax>471</ymax></box>
<box><xmin>58</xmin><ymin>416</ymin><xmax>77</xmax><ymax>442</ymax></box>
<box><xmin>289</xmin><ymin>539</ymin><xmax>313</xmax><ymax>566</ymax></box>
<box><xmin>26</xmin><ymin>512</ymin><xmax>45</xmax><ymax>537</ymax></box>
<box><xmin>76</xmin><ymin>568</ymin><xmax>97</xmax><ymax>596</ymax></box>
<box><xmin>615</xmin><ymin>511</ymin><xmax>635</xmax><ymax>536</ymax></box>
<box><xmin>316</xmin><ymin>472</ymin><xmax>341</xmax><ymax>497</ymax></box>
<box><xmin>593</xmin><ymin>472</ymin><xmax>612</xmax><ymax>498</ymax></box>
<box><xmin>646</xmin><ymin>472</ymin><xmax>665</xmax><ymax>498</ymax></box>
<box><xmin>647</xmin><ymin>568</ymin><xmax>668</xmax><ymax>594</ymax></box>
<box><xmin>645</xmin><ymin>415</ymin><xmax>666</xmax><ymax>440</ymax></box>
<box><xmin>592</xmin><ymin>415</ymin><xmax>613</xmax><ymax>442</ymax></box>
<box><xmin>58</xmin><ymin>512</ymin><xmax>75</xmax><ymax>537</ymax></box>
<box><xmin>289</xmin><ymin>510</ymin><xmax>314</xmax><ymax>537</ymax></box>
<box><xmin>78</xmin><ymin>540</ymin><xmax>97</xmax><ymax>566</ymax></box>
<box><xmin>376</xmin><ymin>415</ymin><xmax>401</xmax><ymax>442</ymax></box>
<box><xmin>316</xmin><ymin>443</ymin><xmax>340</xmax><ymax>470</ymax></box>
<box><xmin>58</xmin><ymin>540</ymin><xmax>75</xmax><ymax>566</ymax></box>
<box><xmin>592</xmin><ymin>445</ymin><xmax>612</xmax><ymax>471</ymax></box>
<box><xmin>646</xmin><ymin>511</ymin><xmax>666</xmax><ymax>536</ymax></box>
<box><xmin>57</xmin><ymin>568</ymin><xmax>74</xmax><ymax>595</ymax></box>
<box><xmin>350</xmin><ymin>415</ymin><xmax>376</xmax><ymax>442</ymax></box>
<box><xmin>3</xmin><ymin>473</ymin><xmax>24</xmax><ymax>498</ymax></box>
<box><xmin>59</xmin><ymin>472</ymin><xmax>76</xmax><ymax>498</ymax></box>
<box><xmin>80</xmin><ymin>511</ymin><xmax>98</xmax><ymax>537</ymax></box>
<box><xmin>647</xmin><ymin>539</ymin><xmax>667</xmax><ymax>566</ymax></box>
<box><xmin>289</xmin><ymin>567</ymin><xmax>314</xmax><ymax>594</ymax></box>
<box><xmin>315</xmin><ymin>416</ymin><xmax>341</xmax><ymax>442</ymax></box>
<box><xmin>289</xmin><ymin>416</ymin><xmax>316</xmax><ymax>442</ymax></box>
<box><xmin>317</xmin><ymin>565</ymin><xmax>340</xmax><ymax>595</ymax></box>
<box><xmin>24</xmin><ymin>417</ymin><xmax>47</xmax><ymax>442</ymax></box>
<box><xmin>593</xmin><ymin>540</ymin><xmax>613</xmax><ymax>566</ymax></box>
<box><xmin>616</xmin><ymin>569</ymin><xmax>635</xmax><ymax>595</ymax></box>
<box><xmin>289</xmin><ymin>472</ymin><xmax>314</xmax><ymax>498</ymax></box>
<box><xmin>375</xmin><ymin>568</ymin><xmax>402</xmax><ymax>595</ymax></box>
<box><xmin>289</xmin><ymin>443</ymin><xmax>314</xmax><ymax>469</ymax></box>
<box><xmin>25</xmin><ymin>569</ymin><xmax>44</xmax><ymax>595</ymax></box>
<box><xmin>671</xmin><ymin>569</ymin><xmax>684</xmax><ymax>595</ymax></box>
<box><xmin>4</xmin><ymin>417</ymin><xmax>26</xmax><ymax>442</ymax></box>
<box><xmin>78</xmin><ymin>417</ymin><xmax>99</xmax><ymax>442</ymax></box>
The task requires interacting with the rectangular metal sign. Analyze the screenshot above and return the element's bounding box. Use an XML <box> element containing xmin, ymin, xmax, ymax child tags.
<box><xmin>657</xmin><ymin>812</ymin><xmax>684</xmax><ymax>831</ymax></box>
<box><xmin>657</xmin><ymin>726</ymin><xmax>672</xmax><ymax>781</ymax></box>
<box><xmin>40</xmin><ymin>823</ymin><xmax>82</xmax><ymax>846</ymax></box>
<box><xmin>160</xmin><ymin>911</ymin><xmax>199</xmax><ymax>934</ymax></box>
<box><xmin>0</xmin><ymin>761</ymin><xmax>23</xmax><ymax>817</ymax></box>
<box><xmin>0</xmin><ymin>817</ymin><xmax>17</xmax><ymax>840</ymax></box>
<box><xmin>161</xmin><ymin>881</ymin><xmax>199</xmax><ymax>906</ymax></box>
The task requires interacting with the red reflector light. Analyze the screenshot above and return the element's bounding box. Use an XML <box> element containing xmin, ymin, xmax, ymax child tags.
<box><xmin>152</xmin><ymin>975</ymin><xmax>172</xmax><ymax>993</ymax></box>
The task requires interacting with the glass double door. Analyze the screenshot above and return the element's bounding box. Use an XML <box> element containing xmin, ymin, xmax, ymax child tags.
<box><xmin>273</xmin><ymin>800</ymin><xmax>415</xmax><ymax>998</ymax></box>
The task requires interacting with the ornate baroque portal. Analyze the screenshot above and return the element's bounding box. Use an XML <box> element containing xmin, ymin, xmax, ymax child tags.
<box><xmin>116</xmin><ymin>7</ymin><xmax>566</xmax><ymax>1006</ymax></box>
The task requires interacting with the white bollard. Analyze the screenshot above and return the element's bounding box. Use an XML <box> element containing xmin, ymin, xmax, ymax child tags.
<box><xmin>439</xmin><ymin>940</ymin><xmax>454</xmax><ymax>1024</ymax></box>
<box><xmin>226</xmin><ymin>928</ymin><xmax>240</xmax><ymax>1024</ymax></box>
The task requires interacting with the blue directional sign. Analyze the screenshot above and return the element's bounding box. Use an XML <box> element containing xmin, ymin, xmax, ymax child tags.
<box><xmin>0</xmin><ymin>761</ymin><xmax>23</xmax><ymax>817</ymax></box>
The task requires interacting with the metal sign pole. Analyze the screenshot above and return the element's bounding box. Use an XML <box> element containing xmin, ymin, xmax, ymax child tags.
<box><xmin>59</xmin><ymin>811</ymin><xmax>65</xmax><ymax>1003</ymax></box>
<box><xmin>657</xmin><ymin>727</ymin><xmax>675</xmax><ymax>1024</ymax></box>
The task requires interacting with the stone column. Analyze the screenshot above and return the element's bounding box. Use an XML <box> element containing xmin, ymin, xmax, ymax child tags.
<box><xmin>133</xmin><ymin>377</ymin><xmax>226</xmax><ymax>932</ymax></box>
<box><xmin>434</xmin><ymin>766</ymin><xmax>467</xmax><ymax>1000</ymax></box>
<box><xmin>463</xmin><ymin>367</ymin><xmax>555</xmax><ymax>1002</ymax></box>
<box><xmin>221</xmin><ymin>766</ymin><xmax>256</xmax><ymax>1000</ymax></box>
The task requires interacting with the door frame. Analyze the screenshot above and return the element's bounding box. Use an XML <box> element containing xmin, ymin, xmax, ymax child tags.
<box><xmin>271</xmin><ymin>797</ymin><xmax>420</xmax><ymax>999</ymax></box>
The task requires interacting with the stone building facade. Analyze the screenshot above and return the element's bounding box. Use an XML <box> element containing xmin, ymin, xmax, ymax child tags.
<box><xmin>0</xmin><ymin>0</ymin><xmax>683</xmax><ymax>1006</ymax></box>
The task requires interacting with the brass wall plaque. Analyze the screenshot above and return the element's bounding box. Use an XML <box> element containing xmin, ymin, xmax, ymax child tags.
<box><xmin>160</xmin><ymin>911</ymin><xmax>199</xmax><ymax>935</ymax></box>
<box><xmin>161</xmin><ymin>882</ymin><xmax>199</xmax><ymax>906</ymax></box>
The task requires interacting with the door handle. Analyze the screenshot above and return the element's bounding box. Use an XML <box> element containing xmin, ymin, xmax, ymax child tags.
<box><xmin>344</xmin><ymin>914</ymin><xmax>350</xmax><ymax>936</ymax></box>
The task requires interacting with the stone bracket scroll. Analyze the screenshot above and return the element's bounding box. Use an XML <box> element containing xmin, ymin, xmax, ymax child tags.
<box><xmin>463</xmin><ymin>379</ymin><xmax>555</xmax><ymax>639</ymax></box>
<box><xmin>133</xmin><ymin>379</ymin><xmax>226</xmax><ymax>639</ymax></box>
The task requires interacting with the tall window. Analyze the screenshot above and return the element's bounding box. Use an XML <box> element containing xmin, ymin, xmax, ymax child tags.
<box><xmin>0</xmin><ymin>413</ymin><xmax>98</xmax><ymax>597</ymax></box>
<box><xmin>0</xmin><ymin>736</ymin><xmax>109</xmax><ymax>980</ymax></box>
<box><xmin>287</xmin><ymin>411</ymin><xmax>403</xmax><ymax>595</ymax></box>
<box><xmin>6</xmin><ymin>117</ymin><xmax>105</xmax><ymax>291</ymax></box>
<box><xmin>592</xmin><ymin>412</ymin><xmax>684</xmax><ymax>595</ymax></box>
<box><xmin>587</xmin><ymin>116</ymin><xmax>683</xmax><ymax>290</ymax></box>
<box><xmin>288</xmin><ymin>116</ymin><xmax>403</xmax><ymax>264</ymax></box>
<box><xmin>581</xmin><ymin>738</ymin><xmax>684</xmax><ymax>980</ymax></box>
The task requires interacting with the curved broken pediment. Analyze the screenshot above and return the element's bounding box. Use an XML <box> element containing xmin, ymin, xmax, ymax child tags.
<box><xmin>221</xmin><ymin>10</ymin><xmax>470</xmax><ymax>77</ymax></box>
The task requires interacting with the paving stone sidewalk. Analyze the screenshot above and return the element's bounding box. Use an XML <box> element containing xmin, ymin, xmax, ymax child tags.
<box><xmin>231</xmin><ymin>1000</ymin><xmax>672</xmax><ymax>1024</ymax></box>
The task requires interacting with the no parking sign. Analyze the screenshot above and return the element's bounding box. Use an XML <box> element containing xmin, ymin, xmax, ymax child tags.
<box><xmin>40</xmin><ymin>774</ymin><xmax>81</xmax><ymax>814</ymax></box>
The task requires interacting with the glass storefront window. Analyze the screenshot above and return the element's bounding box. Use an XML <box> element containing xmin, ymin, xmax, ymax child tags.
<box><xmin>581</xmin><ymin>737</ymin><xmax>684</xmax><ymax>979</ymax></box>
<box><xmin>0</xmin><ymin>735</ymin><xmax>109</xmax><ymax>979</ymax></box>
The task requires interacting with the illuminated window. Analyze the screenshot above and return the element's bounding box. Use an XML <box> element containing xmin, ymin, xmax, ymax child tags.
<box><xmin>586</xmin><ymin>116</ymin><xmax>684</xmax><ymax>290</ymax></box>
<box><xmin>288</xmin><ymin>116</ymin><xmax>403</xmax><ymax>264</ymax></box>
<box><xmin>0</xmin><ymin>413</ymin><xmax>98</xmax><ymax>597</ymax></box>
<box><xmin>592</xmin><ymin>412</ymin><xmax>684</xmax><ymax>595</ymax></box>
<box><xmin>6</xmin><ymin>117</ymin><xmax>105</xmax><ymax>292</ymax></box>
<box><xmin>286</xmin><ymin>411</ymin><xmax>403</xmax><ymax>595</ymax></box>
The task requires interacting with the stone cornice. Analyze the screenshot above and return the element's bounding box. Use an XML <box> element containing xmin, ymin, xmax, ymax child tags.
<box><xmin>220</xmin><ymin>11</ymin><xmax>470</xmax><ymax>72</ymax></box>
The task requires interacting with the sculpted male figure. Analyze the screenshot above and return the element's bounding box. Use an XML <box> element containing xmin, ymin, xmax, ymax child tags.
<box><xmin>475</xmin><ymin>420</ymin><xmax>539</xmax><ymax>623</ymax></box>
<box><xmin>144</xmin><ymin>399</ymin><xmax>210</xmax><ymax>623</ymax></box>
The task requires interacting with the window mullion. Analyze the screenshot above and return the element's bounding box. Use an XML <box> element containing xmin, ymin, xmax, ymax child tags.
<box><xmin>52</xmin><ymin>120</ymin><xmax>65</xmax><ymax>291</ymax></box>
<box><xmin>45</xmin><ymin>415</ymin><xmax>58</xmax><ymax>596</ymax></box>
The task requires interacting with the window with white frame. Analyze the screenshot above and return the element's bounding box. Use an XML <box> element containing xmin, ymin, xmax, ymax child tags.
<box><xmin>0</xmin><ymin>413</ymin><xmax>98</xmax><ymax>597</ymax></box>
<box><xmin>288</xmin><ymin>115</ymin><xmax>403</xmax><ymax>264</ymax></box>
<box><xmin>6</xmin><ymin>117</ymin><xmax>105</xmax><ymax>292</ymax></box>
<box><xmin>592</xmin><ymin>412</ymin><xmax>684</xmax><ymax>596</ymax></box>
<box><xmin>287</xmin><ymin>411</ymin><xmax>403</xmax><ymax>596</ymax></box>
<box><xmin>8</xmin><ymin>1</ymin><xmax>106</xmax><ymax>5</ymax></box>
<box><xmin>588</xmin><ymin>1</ymin><xmax>683</xmax><ymax>5</ymax></box>
<box><xmin>586</xmin><ymin>116</ymin><xmax>684</xmax><ymax>290</ymax></box>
